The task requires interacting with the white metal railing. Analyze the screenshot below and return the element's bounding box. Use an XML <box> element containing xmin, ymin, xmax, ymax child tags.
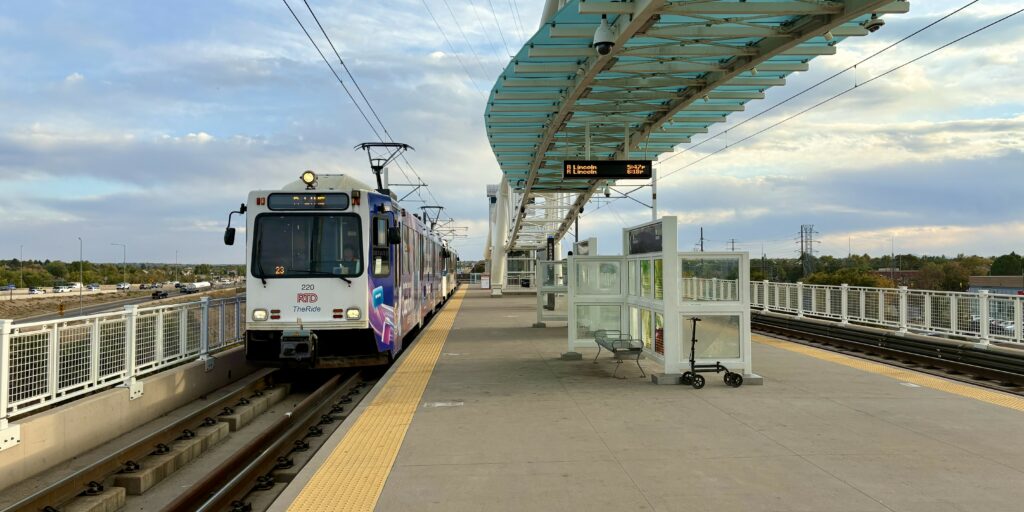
<box><xmin>1</xmin><ymin>296</ymin><xmax>245</xmax><ymax>425</ymax></box>
<box><xmin>681</xmin><ymin>277</ymin><xmax>739</xmax><ymax>301</ymax></box>
<box><xmin>749</xmin><ymin>281</ymin><xmax>1023</xmax><ymax>345</ymax></box>
<box><xmin>505</xmin><ymin>271</ymin><xmax>537</xmax><ymax>290</ymax></box>
<box><xmin>458</xmin><ymin>273</ymin><xmax>482</xmax><ymax>285</ymax></box>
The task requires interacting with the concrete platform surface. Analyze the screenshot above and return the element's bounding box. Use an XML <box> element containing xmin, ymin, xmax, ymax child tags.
<box><xmin>285</xmin><ymin>289</ymin><xmax>1024</xmax><ymax>512</ymax></box>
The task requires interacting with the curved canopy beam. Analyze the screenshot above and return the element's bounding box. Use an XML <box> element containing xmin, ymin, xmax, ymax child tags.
<box><xmin>486</xmin><ymin>0</ymin><xmax>911</xmax><ymax>251</ymax></box>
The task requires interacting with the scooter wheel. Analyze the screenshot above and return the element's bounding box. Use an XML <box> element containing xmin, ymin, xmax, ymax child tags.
<box><xmin>723</xmin><ymin>373</ymin><xmax>734</xmax><ymax>386</ymax></box>
<box><xmin>692</xmin><ymin>374</ymin><xmax>705</xmax><ymax>389</ymax></box>
<box><xmin>681</xmin><ymin>372</ymin><xmax>694</xmax><ymax>385</ymax></box>
<box><xmin>729</xmin><ymin>373</ymin><xmax>743</xmax><ymax>387</ymax></box>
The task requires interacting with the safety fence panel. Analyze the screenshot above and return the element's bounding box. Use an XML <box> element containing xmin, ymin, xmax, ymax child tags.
<box><xmin>752</xmin><ymin>281</ymin><xmax>1021</xmax><ymax>345</ymax></box>
<box><xmin>2</xmin><ymin>296</ymin><xmax>246</xmax><ymax>422</ymax></box>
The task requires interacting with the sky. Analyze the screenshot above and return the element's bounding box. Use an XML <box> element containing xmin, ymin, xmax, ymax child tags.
<box><xmin>0</xmin><ymin>0</ymin><xmax>1021</xmax><ymax>265</ymax></box>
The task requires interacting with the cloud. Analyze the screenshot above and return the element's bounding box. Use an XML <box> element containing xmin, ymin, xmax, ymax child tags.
<box><xmin>0</xmin><ymin>0</ymin><xmax>1018</xmax><ymax>265</ymax></box>
<box><xmin>819</xmin><ymin>222</ymin><xmax>1024</xmax><ymax>258</ymax></box>
<box><xmin>63</xmin><ymin>72</ymin><xmax>84</xmax><ymax>84</ymax></box>
<box><xmin>184</xmin><ymin>131</ymin><xmax>214</xmax><ymax>144</ymax></box>
<box><xmin>656</xmin><ymin>115</ymin><xmax>1024</xmax><ymax>182</ymax></box>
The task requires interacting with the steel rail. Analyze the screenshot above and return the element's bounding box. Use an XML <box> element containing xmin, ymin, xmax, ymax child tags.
<box><xmin>162</xmin><ymin>370</ymin><xmax>365</xmax><ymax>512</ymax></box>
<box><xmin>2</xmin><ymin>366</ymin><xmax>277</xmax><ymax>512</ymax></box>
<box><xmin>753</xmin><ymin>313</ymin><xmax>1024</xmax><ymax>390</ymax></box>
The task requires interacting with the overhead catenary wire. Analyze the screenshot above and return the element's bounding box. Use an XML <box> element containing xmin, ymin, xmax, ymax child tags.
<box><xmin>281</xmin><ymin>0</ymin><xmax>382</xmax><ymax>142</ymax></box>
<box><xmin>508</xmin><ymin>0</ymin><xmax>527</xmax><ymax>42</ymax></box>
<box><xmin>301</xmin><ymin>1</ymin><xmax>459</xmax><ymax>229</ymax></box>
<box><xmin>487</xmin><ymin>0</ymin><xmax>515</xmax><ymax>57</ymax></box>
<box><xmin>440</xmin><ymin>0</ymin><xmax>493</xmax><ymax>79</ymax></box>
<box><xmin>300</xmin><ymin>0</ymin><xmax>390</xmax><ymax>142</ymax></box>
<box><xmin>468</xmin><ymin>0</ymin><xmax>509</xmax><ymax>70</ymax></box>
<box><xmin>284</xmin><ymin>0</ymin><xmax>462</xmax><ymax>231</ymax></box>
<box><xmin>657</xmin><ymin>0</ymin><xmax>984</xmax><ymax>168</ymax></box>
<box><xmin>421</xmin><ymin>0</ymin><xmax>487</xmax><ymax>95</ymax></box>
<box><xmin>656</xmin><ymin>6</ymin><xmax>1022</xmax><ymax>184</ymax></box>
<box><xmin>290</xmin><ymin>0</ymin><xmax>421</xmax><ymax>198</ymax></box>
<box><xmin>585</xmin><ymin>4</ymin><xmax>1021</xmax><ymax>220</ymax></box>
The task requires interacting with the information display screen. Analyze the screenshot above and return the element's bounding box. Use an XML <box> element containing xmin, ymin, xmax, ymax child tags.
<box><xmin>267</xmin><ymin>193</ymin><xmax>350</xmax><ymax>210</ymax></box>
<box><xmin>629</xmin><ymin>222</ymin><xmax>662</xmax><ymax>255</ymax></box>
<box><xmin>563</xmin><ymin>160</ymin><xmax>652</xmax><ymax>179</ymax></box>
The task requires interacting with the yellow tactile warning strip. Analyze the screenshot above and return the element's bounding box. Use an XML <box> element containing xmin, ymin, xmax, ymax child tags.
<box><xmin>288</xmin><ymin>289</ymin><xmax>466</xmax><ymax>512</ymax></box>
<box><xmin>754</xmin><ymin>334</ymin><xmax>1024</xmax><ymax>412</ymax></box>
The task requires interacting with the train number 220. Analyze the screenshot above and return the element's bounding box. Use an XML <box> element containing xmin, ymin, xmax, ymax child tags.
<box><xmin>300</xmin><ymin>284</ymin><xmax>315</xmax><ymax>291</ymax></box>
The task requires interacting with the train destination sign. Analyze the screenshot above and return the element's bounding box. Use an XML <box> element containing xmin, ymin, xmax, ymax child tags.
<box><xmin>563</xmin><ymin>160</ymin><xmax>653</xmax><ymax>180</ymax></box>
<box><xmin>267</xmin><ymin>193</ymin><xmax>350</xmax><ymax>211</ymax></box>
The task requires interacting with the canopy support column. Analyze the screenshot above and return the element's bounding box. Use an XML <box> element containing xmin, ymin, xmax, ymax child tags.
<box><xmin>490</xmin><ymin>181</ymin><xmax>510</xmax><ymax>296</ymax></box>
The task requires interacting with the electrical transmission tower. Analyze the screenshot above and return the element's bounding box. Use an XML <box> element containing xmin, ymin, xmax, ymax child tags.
<box><xmin>798</xmin><ymin>224</ymin><xmax>819</xmax><ymax>277</ymax></box>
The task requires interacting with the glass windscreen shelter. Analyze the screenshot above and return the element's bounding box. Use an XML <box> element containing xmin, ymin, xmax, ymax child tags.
<box><xmin>566</xmin><ymin>216</ymin><xmax>755</xmax><ymax>380</ymax></box>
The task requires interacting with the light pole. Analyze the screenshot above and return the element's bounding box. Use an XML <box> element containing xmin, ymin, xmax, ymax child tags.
<box><xmin>19</xmin><ymin>244</ymin><xmax>23</xmax><ymax>289</ymax></box>
<box><xmin>111</xmin><ymin>243</ymin><xmax>127</xmax><ymax>291</ymax></box>
<box><xmin>175</xmin><ymin>249</ymin><xmax>179</xmax><ymax>283</ymax></box>
<box><xmin>78</xmin><ymin>237</ymin><xmax>84</xmax><ymax>314</ymax></box>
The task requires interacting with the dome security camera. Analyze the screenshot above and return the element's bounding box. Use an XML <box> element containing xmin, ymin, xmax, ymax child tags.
<box><xmin>593</xmin><ymin>15</ymin><xmax>615</xmax><ymax>56</ymax></box>
<box><xmin>863</xmin><ymin>15</ymin><xmax>885</xmax><ymax>33</ymax></box>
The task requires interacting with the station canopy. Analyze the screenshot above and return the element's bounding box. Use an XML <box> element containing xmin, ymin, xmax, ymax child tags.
<box><xmin>485</xmin><ymin>0</ymin><xmax>909</xmax><ymax>250</ymax></box>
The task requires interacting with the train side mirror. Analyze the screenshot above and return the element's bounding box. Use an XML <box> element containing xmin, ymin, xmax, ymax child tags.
<box><xmin>224</xmin><ymin>203</ymin><xmax>246</xmax><ymax>246</ymax></box>
<box><xmin>388</xmin><ymin>226</ymin><xmax>402</xmax><ymax>245</ymax></box>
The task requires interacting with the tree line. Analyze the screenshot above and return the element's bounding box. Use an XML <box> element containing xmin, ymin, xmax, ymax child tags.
<box><xmin>0</xmin><ymin>259</ymin><xmax>245</xmax><ymax>288</ymax></box>
<box><xmin>751</xmin><ymin>252</ymin><xmax>1022</xmax><ymax>291</ymax></box>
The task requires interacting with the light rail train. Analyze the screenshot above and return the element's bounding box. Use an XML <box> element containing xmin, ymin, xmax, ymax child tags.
<box><xmin>224</xmin><ymin>170</ymin><xmax>458</xmax><ymax>368</ymax></box>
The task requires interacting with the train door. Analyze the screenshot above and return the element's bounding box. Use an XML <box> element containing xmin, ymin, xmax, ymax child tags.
<box><xmin>419</xmin><ymin>231</ymin><xmax>429</xmax><ymax>318</ymax></box>
<box><xmin>400</xmin><ymin>222</ymin><xmax>416</xmax><ymax>335</ymax></box>
<box><xmin>369</xmin><ymin>212</ymin><xmax>397</xmax><ymax>353</ymax></box>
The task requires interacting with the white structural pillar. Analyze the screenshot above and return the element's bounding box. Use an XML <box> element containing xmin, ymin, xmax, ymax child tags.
<box><xmin>0</xmin><ymin>318</ymin><xmax>21</xmax><ymax>451</ymax></box>
<box><xmin>490</xmin><ymin>181</ymin><xmax>509</xmax><ymax>296</ymax></box>
<box><xmin>651</xmin><ymin>165</ymin><xmax>658</xmax><ymax>221</ymax></box>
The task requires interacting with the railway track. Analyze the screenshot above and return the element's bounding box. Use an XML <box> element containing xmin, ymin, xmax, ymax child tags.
<box><xmin>164</xmin><ymin>370</ymin><xmax>376</xmax><ymax>512</ymax></box>
<box><xmin>753</xmin><ymin>312</ymin><xmax>1024</xmax><ymax>395</ymax></box>
<box><xmin>3</xmin><ymin>291</ymin><xmax>460</xmax><ymax>512</ymax></box>
<box><xmin>3</xmin><ymin>369</ymin><xmax>378</xmax><ymax>512</ymax></box>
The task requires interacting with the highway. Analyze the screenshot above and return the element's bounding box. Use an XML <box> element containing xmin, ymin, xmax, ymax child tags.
<box><xmin>12</xmin><ymin>285</ymin><xmax>244</xmax><ymax>324</ymax></box>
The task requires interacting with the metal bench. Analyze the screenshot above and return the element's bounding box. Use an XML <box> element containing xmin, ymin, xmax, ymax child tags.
<box><xmin>592</xmin><ymin>330</ymin><xmax>645</xmax><ymax>378</ymax></box>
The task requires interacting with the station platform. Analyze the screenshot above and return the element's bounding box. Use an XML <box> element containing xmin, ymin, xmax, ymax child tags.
<box><xmin>272</xmin><ymin>288</ymin><xmax>1024</xmax><ymax>512</ymax></box>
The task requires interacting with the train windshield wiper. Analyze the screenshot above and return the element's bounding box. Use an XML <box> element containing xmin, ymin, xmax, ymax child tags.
<box><xmin>254</xmin><ymin>235</ymin><xmax>267</xmax><ymax>287</ymax></box>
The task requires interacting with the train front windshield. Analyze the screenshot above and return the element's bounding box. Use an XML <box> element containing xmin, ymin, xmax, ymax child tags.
<box><xmin>253</xmin><ymin>214</ymin><xmax>363</xmax><ymax>278</ymax></box>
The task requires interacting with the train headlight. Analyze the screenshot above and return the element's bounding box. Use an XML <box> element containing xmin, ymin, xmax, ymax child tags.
<box><xmin>252</xmin><ymin>309</ymin><xmax>268</xmax><ymax>321</ymax></box>
<box><xmin>346</xmin><ymin>308</ymin><xmax>362</xmax><ymax>320</ymax></box>
<box><xmin>300</xmin><ymin>170</ymin><xmax>317</xmax><ymax>188</ymax></box>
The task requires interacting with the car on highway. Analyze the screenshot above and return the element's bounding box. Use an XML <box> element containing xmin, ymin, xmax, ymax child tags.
<box><xmin>151</xmin><ymin>290</ymin><xmax>169</xmax><ymax>299</ymax></box>
<box><xmin>184</xmin><ymin>281</ymin><xmax>212</xmax><ymax>294</ymax></box>
<box><xmin>28</xmin><ymin>287</ymin><xmax>46</xmax><ymax>294</ymax></box>
<box><xmin>139</xmin><ymin>284</ymin><xmax>149</xmax><ymax>290</ymax></box>
<box><xmin>116</xmin><ymin>282</ymin><xmax>131</xmax><ymax>291</ymax></box>
<box><xmin>3</xmin><ymin>284</ymin><xmax>14</xmax><ymax>291</ymax></box>
<box><xmin>53</xmin><ymin>285</ymin><xmax>72</xmax><ymax>293</ymax></box>
<box><xmin>173</xmin><ymin>282</ymin><xmax>183</xmax><ymax>288</ymax></box>
<box><xmin>86</xmin><ymin>284</ymin><xmax>101</xmax><ymax>291</ymax></box>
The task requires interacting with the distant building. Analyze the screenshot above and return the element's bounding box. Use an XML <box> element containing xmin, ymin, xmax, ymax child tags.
<box><xmin>872</xmin><ymin>268</ymin><xmax>920</xmax><ymax>287</ymax></box>
<box><xmin>968</xmin><ymin>276</ymin><xmax>1024</xmax><ymax>295</ymax></box>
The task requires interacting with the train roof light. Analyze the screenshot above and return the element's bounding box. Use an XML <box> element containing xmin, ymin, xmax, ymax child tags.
<box><xmin>301</xmin><ymin>170</ymin><xmax>317</xmax><ymax>189</ymax></box>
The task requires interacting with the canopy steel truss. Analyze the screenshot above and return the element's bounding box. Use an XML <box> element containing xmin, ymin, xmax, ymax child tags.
<box><xmin>485</xmin><ymin>0</ymin><xmax>910</xmax><ymax>251</ymax></box>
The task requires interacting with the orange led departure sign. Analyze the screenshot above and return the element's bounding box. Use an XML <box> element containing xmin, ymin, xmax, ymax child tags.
<box><xmin>563</xmin><ymin>160</ymin><xmax>652</xmax><ymax>179</ymax></box>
